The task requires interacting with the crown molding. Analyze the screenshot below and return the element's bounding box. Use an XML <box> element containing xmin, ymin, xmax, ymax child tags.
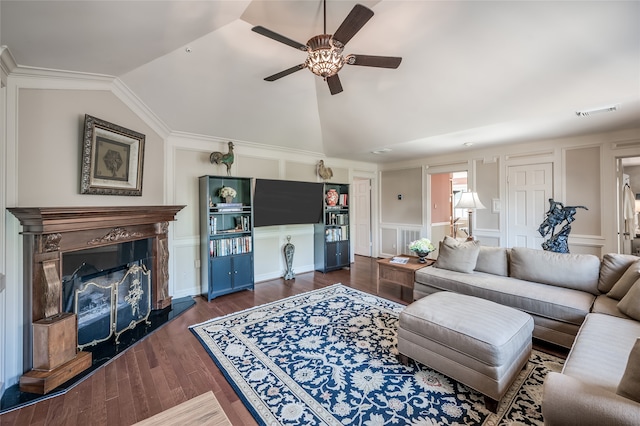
<box><xmin>6</xmin><ymin>64</ymin><xmax>171</xmax><ymax>139</ymax></box>
<box><xmin>111</xmin><ymin>78</ymin><xmax>171</xmax><ymax>139</ymax></box>
<box><xmin>0</xmin><ymin>46</ymin><xmax>17</xmax><ymax>87</ymax></box>
<box><xmin>7</xmin><ymin>64</ymin><xmax>113</xmax><ymax>90</ymax></box>
<box><xmin>169</xmin><ymin>130</ymin><xmax>325</xmax><ymax>159</ymax></box>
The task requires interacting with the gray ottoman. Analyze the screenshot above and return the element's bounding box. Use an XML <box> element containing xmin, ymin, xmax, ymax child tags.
<box><xmin>397</xmin><ymin>291</ymin><xmax>534</xmax><ymax>412</ymax></box>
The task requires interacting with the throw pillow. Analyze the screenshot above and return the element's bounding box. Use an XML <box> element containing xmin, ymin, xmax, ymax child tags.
<box><xmin>598</xmin><ymin>253</ymin><xmax>640</xmax><ymax>293</ymax></box>
<box><xmin>434</xmin><ymin>236</ymin><xmax>480</xmax><ymax>274</ymax></box>
<box><xmin>608</xmin><ymin>259</ymin><xmax>640</xmax><ymax>300</ymax></box>
<box><xmin>617</xmin><ymin>278</ymin><xmax>640</xmax><ymax>321</ymax></box>
<box><xmin>617</xmin><ymin>338</ymin><xmax>640</xmax><ymax>403</ymax></box>
<box><xmin>474</xmin><ymin>246</ymin><xmax>509</xmax><ymax>276</ymax></box>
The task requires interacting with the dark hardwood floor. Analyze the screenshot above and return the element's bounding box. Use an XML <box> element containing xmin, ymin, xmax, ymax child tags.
<box><xmin>0</xmin><ymin>255</ymin><xmax>567</xmax><ymax>425</ymax></box>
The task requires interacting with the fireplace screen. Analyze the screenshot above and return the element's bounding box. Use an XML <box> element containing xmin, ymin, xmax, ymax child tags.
<box><xmin>74</xmin><ymin>263</ymin><xmax>151</xmax><ymax>349</ymax></box>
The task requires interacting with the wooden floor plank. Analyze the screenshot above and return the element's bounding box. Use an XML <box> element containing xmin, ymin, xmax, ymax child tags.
<box><xmin>74</xmin><ymin>379</ymin><xmax>93</xmax><ymax>425</ymax></box>
<box><xmin>103</xmin><ymin>359</ymin><xmax>119</xmax><ymax>402</ymax></box>
<box><xmin>115</xmin><ymin>362</ymin><xmax>137</xmax><ymax>426</ymax></box>
<box><xmin>132</xmin><ymin>344</ymin><xmax>163</xmax><ymax>418</ymax></box>
<box><xmin>123</xmin><ymin>350</ymin><xmax>151</xmax><ymax>422</ymax></box>
<box><xmin>105</xmin><ymin>396</ymin><xmax>121</xmax><ymax>426</ymax></box>
<box><xmin>57</xmin><ymin>387</ymin><xmax>80</xmax><ymax>426</ymax></box>
<box><xmin>89</xmin><ymin>367</ymin><xmax>107</xmax><ymax>426</ymax></box>
<box><xmin>43</xmin><ymin>393</ymin><xmax>68</xmax><ymax>426</ymax></box>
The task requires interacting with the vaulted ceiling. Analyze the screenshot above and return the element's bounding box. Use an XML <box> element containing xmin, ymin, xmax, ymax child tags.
<box><xmin>1</xmin><ymin>1</ymin><xmax>639</xmax><ymax>163</ymax></box>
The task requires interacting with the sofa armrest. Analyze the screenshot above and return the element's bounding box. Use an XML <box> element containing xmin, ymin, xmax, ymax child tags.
<box><xmin>542</xmin><ymin>372</ymin><xmax>640</xmax><ymax>426</ymax></box>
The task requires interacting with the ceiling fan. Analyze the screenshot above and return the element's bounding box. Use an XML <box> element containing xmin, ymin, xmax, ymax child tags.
<box><xmin>251</xmin><ymin>1</ymin><xmax>402</xmax><ymax>95</ymax></box>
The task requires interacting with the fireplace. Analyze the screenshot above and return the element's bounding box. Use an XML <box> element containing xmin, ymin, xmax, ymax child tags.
<box><xmin>8</xmin><ymin>205</ymin><xmax>184</xmax><ymax>394</ymax></box>
<box><xmin>61</xmin><ymin>240</ymin><xmax>154</xmax><ymax>349</ymax></box>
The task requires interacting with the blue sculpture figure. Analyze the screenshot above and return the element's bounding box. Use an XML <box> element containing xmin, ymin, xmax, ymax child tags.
<box><xmin>538</xmin><ymin>198</ymin><xmax>588</xmax><ymax>253</ymax></box>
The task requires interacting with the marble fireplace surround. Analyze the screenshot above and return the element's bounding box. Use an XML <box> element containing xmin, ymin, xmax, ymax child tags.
<box><xmin>8</xmin><ymin>205</ymin><xmax>185</xmax><ymax>375</ymax></box>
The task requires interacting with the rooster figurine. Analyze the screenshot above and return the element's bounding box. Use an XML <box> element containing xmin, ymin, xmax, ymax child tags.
<box><xmin>209</xmin><ymin>141</ymin><xmax>234</xmax><ymax>176</ymax></box>
<box><xmin>317</xmin><ymin>160</ymin><xmax>333</xmax><ymax>181</ymax></box>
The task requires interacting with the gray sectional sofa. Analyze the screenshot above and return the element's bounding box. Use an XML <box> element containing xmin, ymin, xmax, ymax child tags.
<box><xmin>412</xmin><ymin>238</ymin><xmax>640</xmax><ymax>425</ymax></box>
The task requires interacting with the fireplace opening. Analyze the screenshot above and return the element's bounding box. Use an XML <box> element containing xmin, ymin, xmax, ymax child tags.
<box><xmin>62</xmin><ymin>238</ymin><xmax>153</xmax><ymax>349</ymax></box>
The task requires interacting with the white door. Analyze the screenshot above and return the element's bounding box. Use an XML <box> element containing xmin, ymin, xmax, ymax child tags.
<box><xmin>507</xmin><ymin>163</ymin><xmax>553</xmax><ymax>248</ymax></box>
<box><xmin>353</xmin><ymin>178</ymin><xmax>372</xmax><ymax>256</ymax></box>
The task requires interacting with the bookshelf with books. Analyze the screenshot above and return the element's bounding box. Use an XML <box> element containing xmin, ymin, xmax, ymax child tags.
<box><xmin>314</xmin><ymin>183</ymin><xmax>350</xmax><ymax>272</ymax></box>
<box><xmin>199</xmin><ymin>175</ymin><xmax>254</xmax><ymax>301</ymax></box>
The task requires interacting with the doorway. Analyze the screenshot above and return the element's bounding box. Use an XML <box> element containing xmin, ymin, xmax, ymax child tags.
<box><xmin>353</xmin><ymin>178</ymin><xmax>372</xmax><ymax>257</ymax></box>
<box><xmin>429</xmin><ymin>171</ymin><xmax>468</xmax><ymax>243</ymax></box>
<box><xmin>506</xmin><ymin>163</ymin><xmax>553</xmax><ymax>249</ymax></box>
<box><xmin>617</xmin><ymin>157</ymin><xmax>640</xmax><ymax>254</ymax></box>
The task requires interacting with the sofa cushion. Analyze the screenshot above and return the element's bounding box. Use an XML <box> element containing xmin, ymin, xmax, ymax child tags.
<box><xmin>608</xmin><ymin>259</ymin><xmax>640</xmax><ymax>300</ymax></box>
<box><xmin>562</xmin><ymin>313</ymin><xmax>640</xmax><ymax>394</ymax></box>
<box><xmin>618</xmin><ymin>278</ymin><xmax>640</xmax><ymax>321</ymax></box>
<box><xmin>474</xmin><ymin>246</ymin><xmax>509</xmax><ymax>276</ymax></box>
<box><xmin>433</xmin><ymin>236</ymin><xmax>480</xmax><ymax>273</ymax></box>
<box><xmin>598</xmin><ymin>253</ymin><xmax>640</xmax><ymax>293</ymax></box>
<box><xmin>414</xmin><ymin>266</ymin><xmax>594</xmax><ymax>326</ymax></box>
<box><xmin>592</xmin><ymin>294</ymin><xmax>630</xmax><ymax>319</ymax></box>
<box><xmin>509</xmin><ymin>247</ymin><xmax>600</xmax><ymax>295</ymax></box>
<box><xmin>617</xmin><ymin>339</ymin><xmax>640</xmax><ymax>403</ymax></box>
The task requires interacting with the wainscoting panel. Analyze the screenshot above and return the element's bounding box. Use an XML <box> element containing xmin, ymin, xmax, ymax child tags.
<box><xmin>399</xmin><ymin>229</ymin><xmax>421</xmax><ymax>255</ymax></box>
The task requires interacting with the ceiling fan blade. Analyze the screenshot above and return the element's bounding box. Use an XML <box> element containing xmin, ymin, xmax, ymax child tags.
<box><xmin>264</xmin><ymin>64</ymin><xmax>306</xmax><ymax>81</ymax></box>
<box><xmin>326</xmin><ymin>75</ymin><xmax>343</xmax><ymax>95</ymax></box>
<box><xmin>252</xmin><ymin>26</ymin><xmax>308</xmax><ymax>51</ymax></box>
<box><xmin>348</xmin><ymin>55</ymin><xmax>402</xmax><ymax>68</ymax></box>
<box><xmin>332</xmin><ymin>4</ymin><xmax>374</xmax><ymax>46</ymax></box>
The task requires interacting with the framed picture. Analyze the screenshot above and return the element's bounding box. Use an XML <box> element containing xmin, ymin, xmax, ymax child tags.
<box><xmin>80</xmin><ymin>115</ymin><xmax>145</xmax><ymax>196</ymax></box>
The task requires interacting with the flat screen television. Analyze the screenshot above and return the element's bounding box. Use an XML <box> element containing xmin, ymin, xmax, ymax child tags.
<box><xmin>253</xmin><ymin>179</ymin><xmax>324</xmax><ymax>227</ymax></box>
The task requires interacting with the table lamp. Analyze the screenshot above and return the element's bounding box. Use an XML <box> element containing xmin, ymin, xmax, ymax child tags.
<box><xmin>455</xmin><ymin>191</ymin><xmax>486</xmax><ymax>240</ymax></box>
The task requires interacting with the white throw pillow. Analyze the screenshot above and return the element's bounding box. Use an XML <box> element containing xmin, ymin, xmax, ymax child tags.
<box><xmin>434</xmin><ymin>236</ymin><xmax>480</xmax><ymax>274</ymax></box>
<box><xmin>608</xmin><ymin>259</ymin><xmax>640</xmax><ymax>300</ymax></box>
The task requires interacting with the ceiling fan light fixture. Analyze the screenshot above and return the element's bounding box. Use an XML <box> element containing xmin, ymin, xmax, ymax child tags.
<box><xmin>305</xmin><ymin>35</ymin><xmax>345</xmax><ymax>78</ymax></box>
<box><xmin>253</xmin><ymin>3</ymin><xmax>400</xmax><ymax>94</ymax></box>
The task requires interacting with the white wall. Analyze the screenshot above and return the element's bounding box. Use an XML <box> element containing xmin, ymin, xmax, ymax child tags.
<box><xmin>377</xmin><ymin>129</ymin><xmax>640</xmax><ymax>256</ymax></box>
<box><xmin>165</xmin><ymin>132</ymin><xmax>377</xmax><ymax>299</ymax></box>
<box><xmin>2</xmin><ymin>59</ymin><xmax>640</xmax><ymax>397</ymax></box>
<box><xmin>1</xmin><ymin>67</ymin><xmax>169</xmax><ymax>391</ymax></box>
<box><xmin>0</xmin><ymin>65</ymin><xmax>379</xmax><ymax>391</ymax></box>
<box><xmin>0</xmin><ymin>45</ymin><xmax>10</xmax><ymax>398</ymax></box>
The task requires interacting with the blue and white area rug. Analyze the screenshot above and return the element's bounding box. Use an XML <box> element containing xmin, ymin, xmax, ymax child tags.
<box><xmin>190</xmin><ymin>284</ymin><xmax>563</xmax><ymax>425</ymax></box>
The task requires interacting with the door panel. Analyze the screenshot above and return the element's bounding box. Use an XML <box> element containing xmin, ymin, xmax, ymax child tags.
<box><xmin>507</xmin><ymin>163</ymin><xmax>553</xmax><ymax>249</ymax></box>
<box><xmin>354</xmin><ymin>178</ymin><xmax>371</xmax><ymax>256</ymax></box>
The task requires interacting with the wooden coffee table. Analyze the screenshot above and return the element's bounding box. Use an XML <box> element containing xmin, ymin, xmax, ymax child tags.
<box><xmin>376</xmin><ymin>256</ymin><xmax>435</xmax><ymax>302</ymax></box>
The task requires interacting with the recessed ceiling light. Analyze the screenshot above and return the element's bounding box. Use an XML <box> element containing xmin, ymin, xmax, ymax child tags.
<box><xmin>464</xmin><ymin>142</ymin><xmax>474</xmax><ymax>147</ymax></box>
<box><xmin>371</xmin><ymin>148</ymin><xmax>392</xmax><ymax>154</ymax></box>
<box><xmin>575</xmin><ymin>104</ymin><xmax>619</xmax><ymax>117</ymax></box>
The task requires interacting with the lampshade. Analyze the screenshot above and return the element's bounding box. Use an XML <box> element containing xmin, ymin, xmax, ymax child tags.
<box><xmin>455</xmin><ymin>191</ymin><xmax>486</xmax><ymax>210</ymax></box>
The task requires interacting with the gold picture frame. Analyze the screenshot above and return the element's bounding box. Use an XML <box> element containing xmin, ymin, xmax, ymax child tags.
<box><xmin>80</xmin><ymin>114</ymin><xmax>145</xmax><ymax>196</ymax></box>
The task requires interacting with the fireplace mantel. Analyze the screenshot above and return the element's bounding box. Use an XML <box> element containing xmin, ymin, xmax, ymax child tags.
<box><xmin>8</xmin><ymin>205</ymin><xmax>184</xmax><ymax>393</ymax></box>
<box><xmin>8</xmin><ymin>205</ymin><xmax>185</xmax><ymax>234</ymax></box>
<box><xmin>9</xmin><ymin>205</ymin><xmax>185</xmax><ymax>318</ymax></box>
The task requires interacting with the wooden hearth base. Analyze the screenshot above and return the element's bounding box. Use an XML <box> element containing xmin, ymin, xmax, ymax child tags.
<box><xmin>19</xmin><ymin>351</ymin><xmax>92</xmax><ymax>395</ymax></box>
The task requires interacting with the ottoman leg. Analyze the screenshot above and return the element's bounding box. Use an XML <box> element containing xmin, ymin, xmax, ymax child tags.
<box><xmin>397</xmin><ymin>353</ymin><xmax>411</xmax><ymax>366</ymax></box>
<box><xmin>484</xmin><ymin>395</ymin><xmax>498</xmax><ymax>413</ymax></box>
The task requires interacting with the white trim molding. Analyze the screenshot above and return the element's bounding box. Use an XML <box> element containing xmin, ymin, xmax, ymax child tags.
<box><xmin>0</xmin><ymin>46</ymin><xmax>17</xmax><ymax>88</ymax></box>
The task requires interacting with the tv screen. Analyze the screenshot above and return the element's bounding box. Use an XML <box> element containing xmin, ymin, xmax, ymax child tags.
<box><xmin>253</xmin><ymin>179</ymin><xmax>324</xmax><ymax>227</ymax></box>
